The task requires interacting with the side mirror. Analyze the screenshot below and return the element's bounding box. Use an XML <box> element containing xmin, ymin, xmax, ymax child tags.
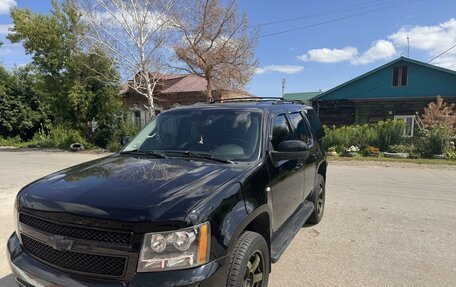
<box><xmin>121</xmin><ymin>136</ymin><xmax>133</xmax><ymax>146</ymax></box>
<box><xmin>271</xmin><ymin>140</ymin><xmax>309</xmax><ymax>161</ymax></box>
<box><xmin>277</xmin><ymin>140</ymin><xmax>308</xmax><ymax>152</ymax></box>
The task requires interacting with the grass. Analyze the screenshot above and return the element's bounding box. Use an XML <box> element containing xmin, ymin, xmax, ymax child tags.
<box><xmin>0</xmin><ymin>137</ymin><xmax>34</xmax><ymax>148</ymax></box>
<box><xmin>328</xmin><ymin>155</ymin><xmax>456</xmax><ymax>165</ymax></box>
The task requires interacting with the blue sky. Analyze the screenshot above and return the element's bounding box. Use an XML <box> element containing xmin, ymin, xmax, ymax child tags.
<box><xmin>1</xmin><ymin>0</ymin><xmax>456</xmax><ymax>97</ymax></box>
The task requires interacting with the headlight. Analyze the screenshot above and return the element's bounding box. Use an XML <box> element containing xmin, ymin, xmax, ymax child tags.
<box><xmin>137</xmin><ymin>222</ymin><xmax>210</xmax><ymax>272</ymax></box>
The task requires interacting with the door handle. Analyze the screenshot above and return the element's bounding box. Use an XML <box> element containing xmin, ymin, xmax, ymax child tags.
<box><xmin>295</xmin><ymin>163</ymin><xmax>304</xmax><ymax>170</ymax></box>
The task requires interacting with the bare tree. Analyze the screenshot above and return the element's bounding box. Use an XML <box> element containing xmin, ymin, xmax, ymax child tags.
<box><xmin>76</xmin><ymin>0</ymin><xmax>178</xmax><ymax>117</ymax></box>
<box><xmin>173</xmin><ymin>0</ymin><xmax>257</xmax><ymax>100</ymax></box>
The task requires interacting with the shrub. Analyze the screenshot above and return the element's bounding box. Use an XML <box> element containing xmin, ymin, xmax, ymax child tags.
<box><xmin>90</xmin><ymin>110</ymin><xmax>139</xmax><ymax>149</ymax></box>
<box><xmin>327</xmin><ymin>146</ymin><xmax>337</xmax><ymax>152</ymax></box>
<box><xmin>387</xmin><ymin>144</ymin><xmax>409</xmax><ymax>153</ymax></box>
<box><xmin>0</xmin><ymin>136</ymin><xmax>23</xmax><ymax>146</ymax></box>
<box><xmin>106</xmin><ymin>141</ymin><xmax>121</xmax><ymax>152</ymax></box>
<box><xmin>322</xmin><ymin>120</ymin><xmax>404</xmax><ymax>152</ymax></box>
<box><xmin>421</xmin><ymin>96</ymin><xmax>456</xmax><ymax>131</ymax></box>
<box><xmin>30</xmin><ymin>126</ymin><xmax>89</xmax><ymax>150</ymax></box>
<box><xmin>376</xmin><ymin>120</ymin><xmax>405</xmax><ymax>151</ymax></box>
<box><xmin>353</xmin><ymin>124</ymin><xmax>378</xmax><ymax>148</ymax></box>
<box><xmin>364</xmin><ymin>146</ymin><xmax>380</xmax><ymax>157</ymax></box>
<box><xmin>447</xmin><ymin>151</ymin><xmax>456</xmax><ymax>161</ymax></box>
<box><xmin>420</xmin><ymin>124</ymin><xmax>453</xmax><ymax>155</ymax></box>
<box><xmin>322</xmin><ymin>125</ymin><xmax>355</xmax><ymax>152</ymax></box>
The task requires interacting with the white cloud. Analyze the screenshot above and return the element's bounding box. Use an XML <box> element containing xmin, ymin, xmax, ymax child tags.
<box><xmin>297</xmin><ymin>40</ymin><xmax>396</xmax><ymax>65</ymax></box>
<box><xmin>255</xmin><ymin>65</ymin><xmax>304</xmax><ymax>75</ymax></box>
<box><xmin>351</xmin><ymin>40</ymin><xmax>397</xmax><ymax>65</ymax></box>
<box><xmin>0</xmin><ymin>24</ymin><xmax>12</xmax><ymax>34</ymax></box>
<box><xmin>294</xmin><ymin>18</ymin><xmax>456</xmax><ymax>69</ymax></box>
<box><xmin>388</xmin><ymin>18</ymin><xmax>456</xmax><ymax>70</ymax></box>
<box><xmin>297</xmin><ymin>47</ymin><xmax>358</xmax><ymax>63</ymax></box>
<box><xmin>0</xmin><ymin>0</ymin><xmax>15</xmax><ymax>14</ymax></box>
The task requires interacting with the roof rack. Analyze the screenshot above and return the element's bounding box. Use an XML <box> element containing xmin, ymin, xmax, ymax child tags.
<box><xmin>208</xmin><ymin>97</ymin><xmax>280</xmax><ymax>103</ymax></box>
<box><xmin>208</xmin><ymin>97</ymin><xmax>306</xmax><ymax>105</ymax></box>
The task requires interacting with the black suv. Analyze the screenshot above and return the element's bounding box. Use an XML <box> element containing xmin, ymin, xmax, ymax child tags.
<box><xmin>7</xmin><ymin>99</ymin><xmax>327</xmax><ymax>287</ymax></box>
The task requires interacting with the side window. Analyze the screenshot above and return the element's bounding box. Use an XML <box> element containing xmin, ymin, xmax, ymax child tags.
<box><xmin>304</xmin><ymin>109</ymin><xmax>323</xmax><ymax>138</ymax></box>
<box><xmin>271</xmin><ymin>115</ymin><xmax>292</xmax><ymax>150</ymax></box>
<box><xmin>288</xmin><ymin>112</ymin><xmax>312</xmax><ymax>144</ymax></box>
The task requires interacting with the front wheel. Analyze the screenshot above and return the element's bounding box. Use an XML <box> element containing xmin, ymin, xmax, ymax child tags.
<box><xmin>227</xmin><ymin>231</ymin><xmax>270</xmax><ymax>287</ymax></box>
<box><xmin>307</xmin><ymin>174</ymin><xmax>325</xmax><ymax>224</ymax></box>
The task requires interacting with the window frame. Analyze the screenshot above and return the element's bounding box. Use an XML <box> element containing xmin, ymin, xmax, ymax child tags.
<box><xmin>394</xmin><ymin>115</ymin><xmax>415</xmax><ymax>137</ymax></box>
<box><xmin>287</xmin><ymin>111</ymin><xmax>314</xmax><ymax>147</ymax></box>
<box><xmin>392</xmin><ymin>65</ymin><xmax>408</xmax><ymax>87</ymax></box>
<box><xmin>269</xmin><ymin>113</ymin><xmax>293</xmax><ymax>151</ymax></box>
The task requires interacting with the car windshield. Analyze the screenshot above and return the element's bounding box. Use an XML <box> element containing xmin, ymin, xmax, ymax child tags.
<box><xmin>122</xmin><ymin>109</ymin><xmax>262</xmax><ymax>162</ymax></box>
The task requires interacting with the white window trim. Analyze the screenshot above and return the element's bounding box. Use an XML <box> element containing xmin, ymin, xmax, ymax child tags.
<box><xmin>394</xmin><ymin>115</ymin><xmax>415</xmax><ymax>137</ymax></box>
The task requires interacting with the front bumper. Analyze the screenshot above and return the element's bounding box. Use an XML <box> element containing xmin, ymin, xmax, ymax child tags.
<box><xmin>7</xmin><ymin>232</ymin><xmax>228</xmax><ymax>287</ymax></box>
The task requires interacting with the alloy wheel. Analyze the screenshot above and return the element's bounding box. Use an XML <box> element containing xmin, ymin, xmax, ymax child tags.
<box><xmin>243</xmin><ymin>251</ymin><xmax>265</xmax><ymax>287</ymax></box>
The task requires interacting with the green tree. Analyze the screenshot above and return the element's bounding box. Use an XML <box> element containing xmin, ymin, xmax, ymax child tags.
<box><xmin>8</xmin><ymin>0</ymin><xmax>123</xmax><ymax>147</ymax></box>
<box><xmin>0</xmin><ymin>65</ymin><xmax>49</xmax><ymax>140</ymax></box>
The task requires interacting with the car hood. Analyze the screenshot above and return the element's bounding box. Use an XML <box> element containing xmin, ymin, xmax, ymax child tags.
<box><xmin>18</xmin><ymin>155</ymin><xmax>247</xmax><ymax>223</ymax></box>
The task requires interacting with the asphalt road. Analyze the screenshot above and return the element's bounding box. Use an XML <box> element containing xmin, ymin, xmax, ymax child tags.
<box><xmin>0</xmin><ymin>150</ymin><xmax>455</xmax><ymax>286</ymax></box>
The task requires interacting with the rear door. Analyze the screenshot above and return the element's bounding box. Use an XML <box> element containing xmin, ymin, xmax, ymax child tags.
<box><xmin>268</xmin><ymin>113</ymin><xmax>305</xmax><ymax>231</ymax></box>
<box><xmin>287</xmin><ymin>110</ymin><xmax>317</xmax><ymax>200</ymax></box>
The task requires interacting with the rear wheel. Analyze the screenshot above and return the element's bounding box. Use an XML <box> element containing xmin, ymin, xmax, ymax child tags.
<box><xmin>307</xmin><ymin>174</ymin><xmax>325</xmax><ymax>224</ymax></box>
<box><xmin>227</xmin><ymin>231</ymin><xmax>269</xmax><ymax>287</ymax></box>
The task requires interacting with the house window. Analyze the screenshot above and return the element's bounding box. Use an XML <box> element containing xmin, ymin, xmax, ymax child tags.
<box><xmin>133</xmin><ymin>110</ymin><xmax>141</xmax><ymax>128</ymax></box>
<box><xmin>394</xmin><ymin>115</ymin><xmax>415</xmax><ymax>137</ymax></box>
<box><xmin>392</xmin><ymin>65</ymin><xmax>408</xmax><ymax>87</ymax></box>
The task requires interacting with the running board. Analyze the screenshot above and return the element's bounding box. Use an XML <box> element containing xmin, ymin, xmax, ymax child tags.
<box><xmin>270</xmin><ymin>201</ymin><xmax>314</xmax><ymax>263</ymax></box>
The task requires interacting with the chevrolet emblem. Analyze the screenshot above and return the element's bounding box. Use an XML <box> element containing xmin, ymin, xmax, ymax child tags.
<box><xmin>48</xmin><ymin>235</ymin><xmax>74</xmax><ymax>251</ymax></box>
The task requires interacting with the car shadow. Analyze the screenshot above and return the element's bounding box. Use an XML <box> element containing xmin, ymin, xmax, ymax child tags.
<box><xmin>0</xmin><ymin>273</ymin><xmax>16</xmax><ymax>287</ymax></box>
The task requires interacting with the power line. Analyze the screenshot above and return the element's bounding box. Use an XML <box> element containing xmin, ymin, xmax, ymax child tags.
<box><xmin>256</xmin><ymin>0</ymin><xmax>411</xmax><ymax>27</ymax></box>
<box><xmin>259</xmin><ymin>0</ymin><xmax>421</xmax><ymax>39</ymax></box>
<box><xmin>426</xmin><ymin>44</ymin><xmax>456</xmax><ymax>64</ymax></box>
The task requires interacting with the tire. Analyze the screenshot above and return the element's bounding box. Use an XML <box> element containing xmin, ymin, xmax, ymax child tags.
<box><xmin>227</xmin><ymin>231</ymin><xmax>270</xmax><ymax>287</ymax></box>
<box><xmin>307</xmin><ymin>174</ymin><xmax>325</xmax><ymax>225</ymax></box>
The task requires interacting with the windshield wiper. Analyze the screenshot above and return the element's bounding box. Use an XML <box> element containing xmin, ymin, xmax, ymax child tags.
<box><xmin>167</xmin><ymin>151</ymin><xmax>235</xmax><ymax>164</ymax></box>
<box><xmin>120</xmin><ymin>150</ymin><xmax>168</xmax><ymax>159</ymax></box>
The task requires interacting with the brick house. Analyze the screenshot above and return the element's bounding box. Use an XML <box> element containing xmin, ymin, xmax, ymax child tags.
<box><xmin>121</xmin><ymin>73</ymin><xmax>251</xmax><ymax>128</ymax></box>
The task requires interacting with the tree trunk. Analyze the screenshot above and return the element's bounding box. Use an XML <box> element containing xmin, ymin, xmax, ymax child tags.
<box><xmin>144</xmin><ymin>73</ymin><xmax>155</xmax><ymax>120</ymax></box>
<box><xmin>206</xmin><ymin>76</ymin><xmax>212</xmax><ymax>101</ymax></box>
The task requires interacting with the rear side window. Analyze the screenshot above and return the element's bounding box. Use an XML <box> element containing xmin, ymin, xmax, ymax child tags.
<box><xmin>288</xmin><ymin>112</ymin><xmax>311</xmax><ymax>144</ymax></box>
<box><xmin>304</xmin><ymin>109</ymin><xmax>323</xmax><ymax>138</ymax></box>
<box><xmin>271</xmin><ymin>115</ymin><xmax>292</xmax><ymax>150</ymax></box>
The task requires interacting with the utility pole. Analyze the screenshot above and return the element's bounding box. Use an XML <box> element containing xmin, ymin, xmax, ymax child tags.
<box><xmin>281</xmin><ymin>78</ymin><xmax>286</xmax><ymax>97</ymax></box>
<box><xmin>407</xmin><ymin>35</ymin><xmax>410</xmax><ymax>58</ymax></box>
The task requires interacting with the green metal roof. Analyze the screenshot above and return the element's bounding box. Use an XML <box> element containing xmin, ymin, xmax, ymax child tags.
<box><xmin>283</xmin><ymin>91</ymin><xmax>322</xmax><ymax>101</ymax></box>
<box><xmin>314</xmin><ymin>57</ymin><xmax>456</xmax><ymax>101</ymax></box>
